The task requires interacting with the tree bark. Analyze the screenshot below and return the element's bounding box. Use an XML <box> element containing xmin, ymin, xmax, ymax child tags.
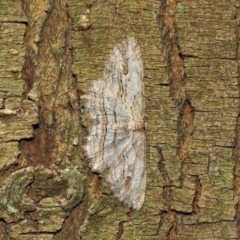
<box><xmin>0</xmin><ymin>0</ymin><xmax>239</xmax><ymax>239</ymax></box>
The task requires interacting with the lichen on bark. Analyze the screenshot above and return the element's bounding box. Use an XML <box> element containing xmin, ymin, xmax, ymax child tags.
<box><xmin>1</xmin><ymin>0</ymin><xmax>240</xmax><ymax>239</ymax></box>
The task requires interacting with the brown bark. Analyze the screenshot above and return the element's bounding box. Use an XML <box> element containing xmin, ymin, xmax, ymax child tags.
<box><xmin>0</xmin><ymin>0</ymin><xmax>239</xmax><ymax>239</ymax></box>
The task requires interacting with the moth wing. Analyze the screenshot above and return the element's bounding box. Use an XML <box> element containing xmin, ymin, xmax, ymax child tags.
<box><xmin>86</xmin><ymin>126</ymin><xmax>132</xmax><ymax>173</ymax></box>
<box><xmin>103</xmin><ymin>37</ymin><xmax>144</xmax><ymax>118</ymax></box>
<box><xmin>107</xmin><ymin>132</ymin><xmax>146</xmax><ymax>210</ymax></box>
<box><xmin>84</xmin><ymin>37</ymin><xmax>146</xmax><ymax>210</ymax></box>
<box><xmin>84</xmin><ymin>80</ymin><xmax>133</xmax><ymax>124</ymax></box>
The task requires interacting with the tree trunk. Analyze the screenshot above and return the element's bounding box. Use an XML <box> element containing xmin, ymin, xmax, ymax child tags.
<box><xmin>0</xmin><ymin>0</ymin><xmax>239</xmax><ymax>239</ymax></box>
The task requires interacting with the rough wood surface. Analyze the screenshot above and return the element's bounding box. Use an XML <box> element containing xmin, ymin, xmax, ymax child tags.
<box><xmin>0</xmin><ymin>0</ymin><xmax>86</xmax><ymax>239</ymax></box>
<box><xmin>0</xmin><ymin>0</ymin><xmax>240</xmax><ymax>239</ymax></box>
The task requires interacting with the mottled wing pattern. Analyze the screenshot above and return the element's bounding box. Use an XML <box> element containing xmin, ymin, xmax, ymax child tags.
<box><xmin>84</xmin><ymin>37</ymin><xmax>146</xmax><ymax>210</ymax></box>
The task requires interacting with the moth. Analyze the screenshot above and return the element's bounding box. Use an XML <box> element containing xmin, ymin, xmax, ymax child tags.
<box><xmin>84</xmin><ymin>37</ymin><xmax>146</xmax><ymax>210</ymax></box>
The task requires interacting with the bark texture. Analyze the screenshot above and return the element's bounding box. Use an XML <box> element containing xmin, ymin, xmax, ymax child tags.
<box><xmin>0</xmin><ymin>0</ymin><xmax>240</xmax><ymax>239</ymax></box>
